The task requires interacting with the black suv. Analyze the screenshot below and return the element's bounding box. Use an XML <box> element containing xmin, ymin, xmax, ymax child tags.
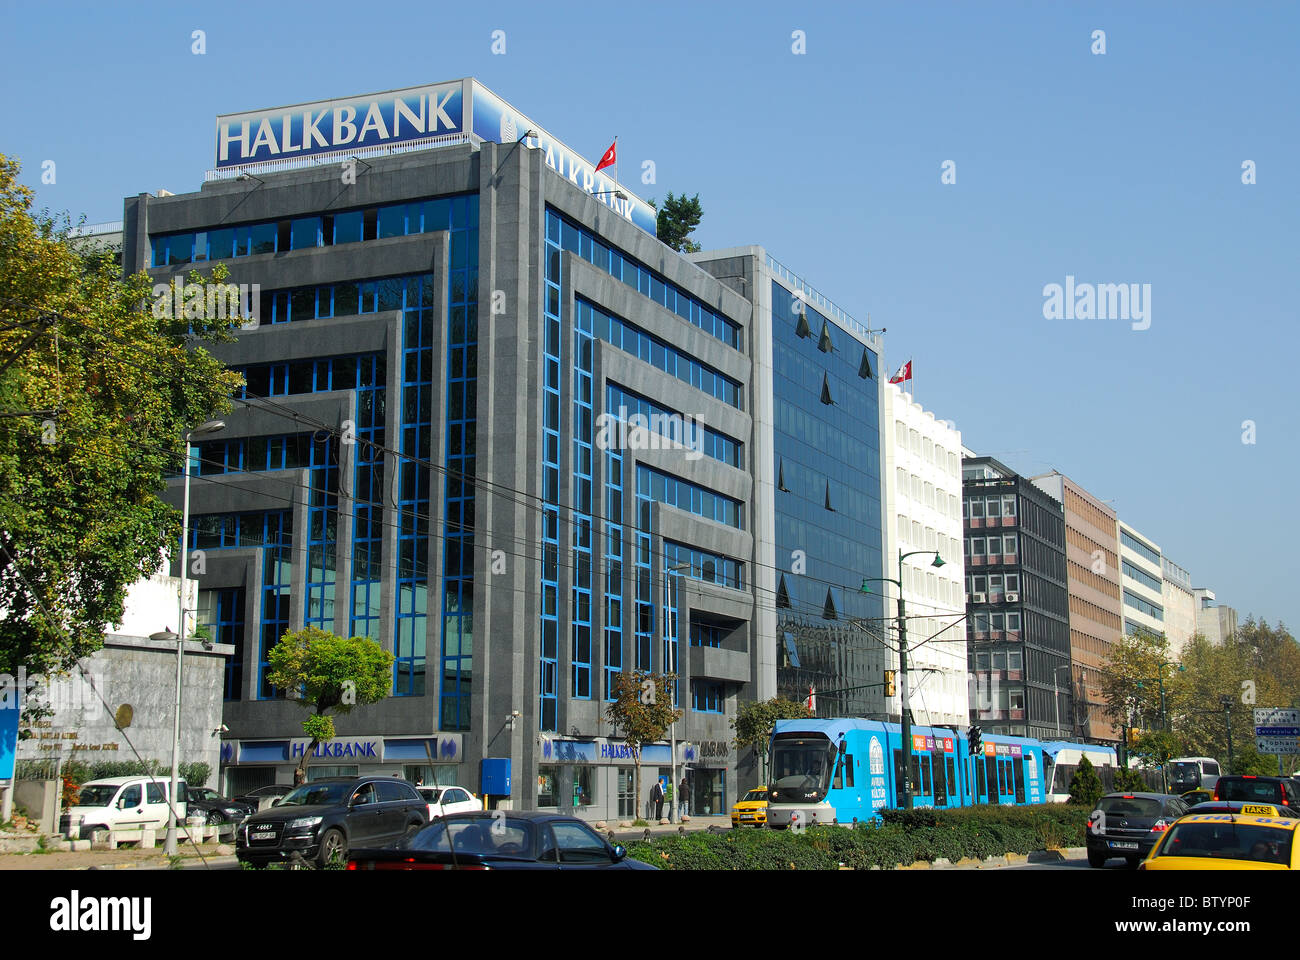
<box><xmin>1213</xmin><ymin>775</ymin><xmax>1300</xmax><ymax>808</ymax></box>
<box><xmin>1087</xmin><ymin>792</ymin><xmax>1189</xmax><ymax>868</ymax></box>
<box><xmin>237</xmin><ymin>777</ymin><xmax>427</xmax><ymax>868</ymax></box>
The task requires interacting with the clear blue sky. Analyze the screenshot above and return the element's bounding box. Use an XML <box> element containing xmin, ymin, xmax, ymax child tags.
<box><xmin>4</xmin><ymin>1</ymin><xmax>1297</xmax><ymax>630</ymax></box>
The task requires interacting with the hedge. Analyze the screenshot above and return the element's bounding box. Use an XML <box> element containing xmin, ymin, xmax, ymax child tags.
<box><xmin>627</xmin><ymin>804</ymin><xmax>1089</xmax><ymax>870</ymax></box>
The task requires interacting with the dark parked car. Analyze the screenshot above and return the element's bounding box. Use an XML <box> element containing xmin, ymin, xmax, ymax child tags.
<box><xmin>186</xmin><ymin>787</ymin><xmax>254</xmax><ymax>826</ymax></box>
<box><xmin>1087</xmin><ymin>792</ymin><xmax>1190</xmax><ymax>868</ymax></box>
<box><xmin>346</xmin><ymin>811</ymin><xmax>657</xmax><ymax>870</ymax></box>
<box><xmin>237</xmin><ymin>777</ymin><xmax>427</xmax><ymax>868</ymax></box>
<box><xmin>233</xmin><ymin>783</ymin><xmax>295</xmax><ymax>810</ymax></box>
<box><xmin>1213</xmin><ymin>775</ymin><xmax>1300</xmax><ymax>808</ymax></box>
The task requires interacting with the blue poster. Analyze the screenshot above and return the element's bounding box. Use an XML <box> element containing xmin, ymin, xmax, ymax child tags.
<box><xmin>0</xmin><ymin>702</ymin><xmax>18</xmax><ymax>780</ymax></box>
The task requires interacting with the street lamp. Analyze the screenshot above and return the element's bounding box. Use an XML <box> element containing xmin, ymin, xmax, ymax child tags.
<box><xmin>860</xmin><ymin>548</ymin><xmax>945</xmax><ymax>809</ymax></box>
<box><xmin>1220</xmin><ymin>695</ymin><xmax>1235</xmax><ymax>774</ymax></box>
<box><xmin>1052</xmin><ymin>665</ymin><xmax>1072</xmax><ymax>738</ymax></box>
<box><xmin>662</xmin><ymin>561</ymin><xmax>691</xmax><ymax>822</ymax></box>
<box><xmin>154</xmin><ymin>419</ymin><xmax>224</xmax><ymax>856</ymax></box>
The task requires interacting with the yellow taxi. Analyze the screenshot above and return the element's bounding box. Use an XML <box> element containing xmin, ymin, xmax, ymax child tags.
<box><xmin>1139</xmin><ymin>811</ymin><xmax>1300</xmax><ymax>870</ymax></box>
<box><xmin>731</xmin><ymin>786</ymin><xmax>768</xmax><ymax>828</ymax></box>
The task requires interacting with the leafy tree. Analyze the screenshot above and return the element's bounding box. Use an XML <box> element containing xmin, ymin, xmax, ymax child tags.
<box><xmin>1067</xmin><ymin>755</ymin><xmax>1104</xmax><ymax>808</ymax></box>
<box><xmin>1129</xmin><ymin>730</ymin><xmax>1182</xmax><ymax>791</ymax></box>
<box><xmin>732</xmin><ymin>696</ymin><xmax>813</xmax><ymax>783</ymax></box>
<box><xmin>605</xmin><ymin>670</ymin><xmax>683</xmax><ymax>820</ymax></box>
<box><xmin>1112</xmin><ymin>767</ymin><xmax>1148</xmax><ymax>792</ymax></box>
<box><xmin>1231</xmin><ymin>747</ymin><xmax>1283</xmax><ymax>777</ymax></box>
<box><xmin>1100</xmin><ymin>628</ymin><xmax>1176</xmax><ymax>733</ymax></box>
<box><xmin>264</xmin><ymin>626</ymin><xmax>394</xmax><ymax>784</ymax></box>
<box><xmin>649</xmin><ymin>192</ymin><xmax>703</xmax><ymax>253</ymax></box>
<box><xmin>0</xmin><ymin>153</ymin><xmax>240</xmax><ymax>714</ymax></box>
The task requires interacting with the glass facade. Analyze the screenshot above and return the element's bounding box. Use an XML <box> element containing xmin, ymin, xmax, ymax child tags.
<box><xmin>770</xmin><ymin>280</ymin><xmax>884</xmax><ymax>714</ymax></box>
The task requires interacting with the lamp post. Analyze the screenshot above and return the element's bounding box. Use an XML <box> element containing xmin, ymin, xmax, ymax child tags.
<box><xmin>153</xmin><ymin>419</ymin><xmax>224</xmax><ymax>856</ymax></box>
<box><xmin>662</xmin><ymin>561</ymin><xmax>691</xmax><ymax>822</ymax></box>
<box><xmin>1220</xmin><ymin>695</ymin><xmax>1234</xmax><ymax>774</ymax></box>
<box><xmin>861</xmin><ymin>548</ymin><xmax>945</xmax><ymax>810</ymax></box>
<box><xmin>1052</xmin><ymin>665</ymin><xmax>1072</xmax><ymax>738</ymax></box>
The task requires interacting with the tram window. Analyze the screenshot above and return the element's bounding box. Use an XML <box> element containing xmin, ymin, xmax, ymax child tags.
<box><xmin>832</xmin><ymin>758</ymin><xmax>842</xmax><ymax>790</ymax></box>
<box><xmin>844</xmin><ymin>755</ymin><xmax>854</xmax><ymax>788</ymax></box>
<box><xmin>946</xmin><ymin>758</ymin><xmax>956</xmax><ymax>795</ymax></box>
<box><xmin>894</xmin><ymin>750</ymin><xmax>906</xmax><ymax>806</ymax></box>
<box><xmin>986</xmin><ymin>757</ymin><xmax>998</xmax><ymax>797</ymax></box>
<box><xmin>975</xmin><ymin>757</ymin><xmax>986</xmax><ymax>797</ymax></box>
<box><xmin>933</xmin><ymin>755</ymin><xmax>947</xmax><ymax>804</ymax></box>
<box><xmin>919</xmin><ymin>758</ymin><xmax>930</xmax><ymax>796</ymax></box>
<box><xmin>1014</xmin><ymin>760</ymin><xmax>1026</xmax><ymax>802</ymax></box>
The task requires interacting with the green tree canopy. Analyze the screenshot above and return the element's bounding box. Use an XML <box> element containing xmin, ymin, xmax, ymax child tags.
<box><xmin>731</xmin><ymin>697</ymin><xmax>813</xmax><ymax>782</ymax></box>
<box><xmin>265</xmin><ymin>626</ymin><xmax>394</xmax><ymax>782</ymax></box>
<box><xmin>1067</xmin><ymin>755</ymin><xmax>1104</xmax><ymax>808</ymax></box>
<box><xmin>606</xmin><ymin>670</ymin><xmax>683</xmax><ymax>820</ymax></box>
<box><xmin>0</xmin><ymin>154</ymin><xmax>240</xmax><ymax>701</ymax></box>
<box><xmin>650</xmin><ymin>192</ymin><xmax>703</xmax><ymax>253</ymax></box>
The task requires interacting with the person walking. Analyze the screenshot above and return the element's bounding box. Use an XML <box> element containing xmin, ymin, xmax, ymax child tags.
<box><xmin>651</xmin><ymin>778</ymin><xmax>665</xmax><ymax>821</ymax></box>
<box><xmin>679</xmin><ymin>776</ymin><xmax>690</xmax><ymax>818</ymax></box>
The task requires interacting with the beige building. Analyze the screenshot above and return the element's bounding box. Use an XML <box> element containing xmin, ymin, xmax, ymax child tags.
<box><xmin>1031</xmin><ymin>471</ymin><xmax>1123</xmax><ymax>743</ymax></box>
<box><xmin>1194</xmin><ymin>588</ymin><xmax>1239</xmax><ymax>645</ymax></box>
<box><xmin>1161</xmin><ymin>558</ymin><xmax>1197</xmax><ymax>656</ymax></box>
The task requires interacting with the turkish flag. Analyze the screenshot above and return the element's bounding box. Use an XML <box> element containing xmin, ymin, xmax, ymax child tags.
<box><xmin>595</xmin><ymin>139</ymin><xmax>617</xmax><ymax>172</ymax></box>
<box><xmin>889</xmin><ymin>360</ymin><xmax>912</xmax><ymax>384</ymax></box>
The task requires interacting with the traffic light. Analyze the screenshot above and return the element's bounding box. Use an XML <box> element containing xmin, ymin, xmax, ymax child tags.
<box><xmin>968</xmin><ymin>725</ymin><xmax>982</xmax><ymax>755</ymax></box>
<box><xmin>883</xmin><ymin>670</ymin><xmax>896</xmax><ymax>698</ymax></box>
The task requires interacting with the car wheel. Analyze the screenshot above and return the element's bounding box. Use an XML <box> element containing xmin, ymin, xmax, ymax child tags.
<box><xmin>404</xmin><ymin>821</ymin><xmax>422</xmax><ymax>841</ymax></box>
<box><xmin>206</xmin><ymin>810</ymin><xmax>227</xmax><ymax>826</ymax></box>
<box><xmin>1087</xmin><ymin>849</ymin><xmax>1108</xmax><ymax>868</ymax></box>
<box><xmin>316</xmin><ymin>828</ymin><xmax>346</xmax><ymax>869</ymax></box>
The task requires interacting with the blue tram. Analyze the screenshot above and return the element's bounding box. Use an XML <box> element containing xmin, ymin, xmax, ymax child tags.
<box><xmin>765</xmin><ymin>718</ymin><xmax>1115</xmax><ymax>827</ymax></box>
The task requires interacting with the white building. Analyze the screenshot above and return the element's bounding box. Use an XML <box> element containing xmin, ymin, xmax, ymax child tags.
<box><xmin>1193</xmin><ymin>588</ymin><xmax>1238</xmax><ymax>646</ymax></box>
<box><xmin>1118</xmin><ymin>522</ymin><xmax>1167</xmax><ymax>640</ymax></box>
<box><xmin>881</xmin><ymin>383</ymin><xmax>967</xmax><ymax>726</ymax></box>
<box><xmin>1161</xmin><ymin>557</ymin><xmax>1197</xmax><ymax>656</ymax></box>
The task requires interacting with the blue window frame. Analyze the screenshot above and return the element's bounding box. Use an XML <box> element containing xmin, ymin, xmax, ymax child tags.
<box><xmin>692</xmin><ymin>681</ymin><xmax>724</xmax><ymax>713</ymax></box>
<box><xmin>540</xmin><ymin>210</ymin><xmax>564</xmax><ymax>728</ymax></box>
<box><xmin>604</xmin><ymin>382</ymin><xmax>743</xmax><ymax>468</ymax></box>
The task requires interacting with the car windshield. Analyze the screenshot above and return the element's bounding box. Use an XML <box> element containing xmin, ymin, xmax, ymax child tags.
<box><xmin>278</xmin><ymin>782</ymin><xmax>353</xmax><ymax>807</ymax></box>
<box><xmin>1220</xmin><ymin>780</ymin><xmax>1283</xmax><ymax>802</ymax></box>
<box><xmin>406</xmin><ymin>818</ymin><xmax>535</xmax><ymax>857</ymax></box>
<box><xmin>1160</xmin><ymin>822</ymin><xmax>1293</xmax><ymax>865</ymax></box>
<box><xmin>1170</xmin><ymin>763</ymin><xmax>1201</xmax><ymax>786</ymax></box>
<box><xmin>1097</xmin><ymin>796</ymin><xmax>1164</xmax><ymax>818</ymax></box>
<box><xmin>192</xmin><ymin>788</ymin><xmax>218</xmax><ymax>801</ymax></box>
<box><xmin>76</xmin><ymin>785</ymin><xmax>120</xmax><ymax>807</ymax></box>
<box><xmin>743</xmin><ymin>790</ymin><xmax>767</xmax><ymax>802</ymax></box>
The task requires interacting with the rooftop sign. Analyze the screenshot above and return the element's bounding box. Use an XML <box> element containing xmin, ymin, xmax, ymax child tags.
<box><xmin>214</xmin><ymin>78</ymin><xmax>655</xmax><ymax>235</ymax></box>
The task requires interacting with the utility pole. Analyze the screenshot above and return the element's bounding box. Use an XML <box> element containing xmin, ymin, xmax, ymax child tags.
<box><xmin>1220</xmin><ymin>695</ymin><xmax>1234</xmax><ymax>774</ymax></box>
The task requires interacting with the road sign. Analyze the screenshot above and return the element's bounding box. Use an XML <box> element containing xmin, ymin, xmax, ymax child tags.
<box><xmin>1255</xmin><ymin>709</ymin><xmax>1300</xmax><ymax>755</ymax></box>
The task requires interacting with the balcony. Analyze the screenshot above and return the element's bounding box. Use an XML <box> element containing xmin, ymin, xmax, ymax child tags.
<box><xmin>689</xmin><ymin>645</ymin><xmax>749</xmax><ymax>684</ymax></box>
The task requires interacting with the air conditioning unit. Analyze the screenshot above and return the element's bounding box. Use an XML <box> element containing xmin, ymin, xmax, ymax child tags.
<box><xmin>971</xmin><ymin>592</ymin><xmax>987</xmax><ymax>604</ymax></box>
<box><xmin>1005</xmin><ymin>592</ymin><xmax>1019</xmax><ymax>603</ymax></box>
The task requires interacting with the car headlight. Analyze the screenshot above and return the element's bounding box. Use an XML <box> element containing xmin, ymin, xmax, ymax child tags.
<box><xmin>285</xmin><ymin>816</ymin><xmax>323</xmax><ymax>832</ymax></box>
<box><xmin>224</xmin><ymin>807</ymin><xmax>244</xmax><ymax>816</ymax></box>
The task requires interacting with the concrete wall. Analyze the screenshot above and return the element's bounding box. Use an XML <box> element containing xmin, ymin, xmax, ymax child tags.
<box><xmin>13</xmin><ymin>780</ymin><xmax>59</xmax><ymax>833</ymax></box>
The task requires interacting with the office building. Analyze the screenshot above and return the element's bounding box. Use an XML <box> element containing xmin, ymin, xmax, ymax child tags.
<box><xmin>1161</xmin><ymin>558</ymin><xmax>1196</xmax><ymax>655</ymax></box>
<box><xmin>1118</xmin><ymin>522</ymin><xmax>1166</xmax><ymax>639</ymax></box>
<box><xmin>963</xmin><ymin>457</ymin><xmax>1069</xmax><ymax>739</ymax></box>
<box><xmin>1193</xmin><ymin>588</ymin><xmax>1238</xmax><ymax>646</ymax></box>
<box><xmin>1030</xmin><ymin>471</ymin><xmax>1122</xmax><ymax>742</ymax></box>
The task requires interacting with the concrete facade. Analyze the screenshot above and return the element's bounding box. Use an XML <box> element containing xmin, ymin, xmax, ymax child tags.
<box><xmin>1194</xmin><ymin>588</ymin><xmax>1238</xmax><ymax>645</ymax></box>
<box><xmin>1030</xmin><ymin>472</ymin><xmax>1122</xmax><ymax>743</ymax></box>
<box><xmin>1118</xmin><ymin>522</ymin><xmax>1166</xmax><ymax>639</ymax></box>
<box><xmin>122</xmin><ymin>100</ymin><xmax>765</xmax><ymax>822</ymax></box>
<box><xmin>882</xmin><ymin>383</ymin><xmax>967</xmax><ymax>726</ymax></box>
<box><xmin>1161</xmin><ymin>558</ymin><xmax>1197</xmax><ymax>655</ymax></box>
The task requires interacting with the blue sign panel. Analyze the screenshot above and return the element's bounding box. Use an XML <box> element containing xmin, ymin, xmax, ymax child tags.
<box><xmin>0</xmin><ymin>701</ymin><xmax>17</xmax><ymax>780</ymax></box>
<box><xmin>383</xmin><ymin>735</ymin><xmax>463</xmax><ymax>761</ymax></box>
<box><xmin>215</xmin><ymin>81</ymin><xmax>466</xmax><ymax>169</ymax></box>
<box><xmin>470</xmin><ymin>81</ymin><xmax>657</xmax><ymax>236</ymax></box>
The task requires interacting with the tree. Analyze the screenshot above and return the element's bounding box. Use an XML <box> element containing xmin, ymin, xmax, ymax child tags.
<box><xmin>1067</xmin><ymin>755</ymin><xmax>1104</xmax><ymax>808</ymax></box>
<box><xmin>1099</xmin><ymin>628</ymin><xmax>1175</xmax><ymax>733</ymax></box>
<box><xmin>264</xmin><ymin>626</ymin><xmax>394</xmax><ymax>784</ymax></box>
<box><xmin>732</xmin><ymin>696</ymin><xmax>813</xmax><ymax>783</ymax></box>
<box><xmin>0</xmin><ymin>154</ymin><xmax>241</xmax><ymax>712</ymax></box>
<box><xmin>1130</xmin><ymin>729</ymin><xmax>1181</xmax><ymax>791</ymax></box>
<box><xmin>1112</xmin><ymin>767</ymin><xmax>1148</xmax><ymax>792</ymax></box>
<box><xmin>605</xmin><ymin>670</ymin><xmax>683</xmax><ymax>822</ymax></box>
<box><xmin>649</xmin><ymin>192</ymin><xmax>703</xmax><ymax>253</ymax></box>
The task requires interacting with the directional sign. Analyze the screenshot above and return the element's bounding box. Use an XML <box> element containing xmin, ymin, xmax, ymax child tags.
<box><xmin>1255</xmin><ymin>709</ymin><xmax>1300</xmax><ymax>755</ymax></box>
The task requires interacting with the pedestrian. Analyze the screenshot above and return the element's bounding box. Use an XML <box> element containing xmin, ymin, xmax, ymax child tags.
<box><xmin>679</xmin><ymin>777</ymin><xmax>690</xmax><ymax>817</ymax></box>
<box><xmin>651</xmin><ymin>778</ymin><xmax>665</xmax><ymax>821</ymax></box>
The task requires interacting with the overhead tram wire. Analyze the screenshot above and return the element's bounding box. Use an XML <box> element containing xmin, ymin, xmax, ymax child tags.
<box><xmin>0</xmin><ymin>296</ymin><xmax>976</xmax><ymax>622</ymax></box>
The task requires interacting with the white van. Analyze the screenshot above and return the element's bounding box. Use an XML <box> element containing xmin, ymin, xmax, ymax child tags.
<box><xmin>61</xmin><ymin>776</ymin><xmax>188</xmax><ymax>842</ymax></box>
<box><xmin>1168</xmin><ymin>757</ymin><xmax>1221</xmax><ymax>794</ymax></box>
